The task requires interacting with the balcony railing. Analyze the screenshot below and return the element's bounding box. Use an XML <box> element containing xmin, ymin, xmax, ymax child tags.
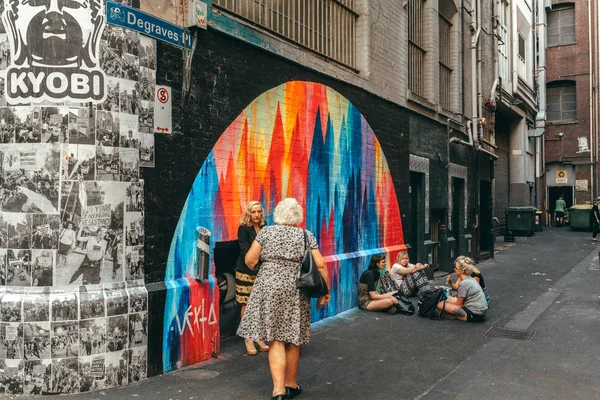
<box><xmin>213</xmin><ymin>0</ymin><xmax>358</xmax><ymax>68</ymax></box>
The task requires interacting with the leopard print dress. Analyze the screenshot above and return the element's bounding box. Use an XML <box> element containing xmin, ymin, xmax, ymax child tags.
<box><xmin>236</xmin><ymin>225</ymin><xmax>317</xmax><ymax>346</ymax></box>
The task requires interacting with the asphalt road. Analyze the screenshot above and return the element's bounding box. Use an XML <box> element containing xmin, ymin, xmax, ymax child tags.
<box><xmin>13</xmin><ymin>226</ymin><xmax>600</xmax><ymax>400</ymax></box>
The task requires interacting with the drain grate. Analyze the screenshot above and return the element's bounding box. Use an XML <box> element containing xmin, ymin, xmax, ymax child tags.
<box><xmin>484</xmin><ymin>326</ymin><xmax>536</xmax><ymax>341</ymax></box>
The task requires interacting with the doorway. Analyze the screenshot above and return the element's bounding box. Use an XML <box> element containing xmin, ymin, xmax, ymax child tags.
<box><xmin>479</xmin><ymin>180</ymin><xmax>493</xmax><ymax>255</ymax></box>
<box><xmin>452</xmin><ymin>177</ymin><xmax>465</xmax><ymax>252</ymax></box>
<box><xmin>548</xmin><ymin>186</ymin><xmax>574</xmax><ymax>225</ymax></box>
<box><xmin>408</xmin><ymin>172</ymin><xmax>424</xmax><ymax>262</ymax></box>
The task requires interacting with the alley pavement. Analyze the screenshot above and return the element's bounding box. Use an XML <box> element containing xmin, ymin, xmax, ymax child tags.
<box><xmin>15</xmin><ymin>227</ymin><xmax>600</xmax><ymax>399</ymax></box>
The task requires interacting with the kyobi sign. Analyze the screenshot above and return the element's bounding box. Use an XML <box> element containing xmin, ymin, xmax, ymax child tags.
<box><xmin>1</xmin><ymin>0</ymin><xmax>107</xmax><ymax>104</ymax></box>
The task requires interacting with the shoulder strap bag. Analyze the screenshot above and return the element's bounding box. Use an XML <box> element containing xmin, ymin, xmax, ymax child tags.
<box><xmin>296</xmin><ymin>230</ymin><xmax>329</xmax><ymax>298</ymax></box>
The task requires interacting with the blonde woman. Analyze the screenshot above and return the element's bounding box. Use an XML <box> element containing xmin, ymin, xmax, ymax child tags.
<box><xmin>236</xmin><ymin>201</ymin><xmax>269</xmax><ymax>355</ymax></box>
<box><xmin>446</xmin><ymin>258</ymin><xmax>490</xmax><ymax>304</ymax></box>
<box><xmin>237</xmin><ymin>198</ymin><xmax>330</xmax><ymax>400</ymax></box>
<box><xmin>389</xmin><ymin>251</ymin><xmax>432</xmax><ymax>297</ymax></box>
<box><xmin>437</xmin><ymin>256</ymin><xmax>488</xmax><ymax>322</ymax></box>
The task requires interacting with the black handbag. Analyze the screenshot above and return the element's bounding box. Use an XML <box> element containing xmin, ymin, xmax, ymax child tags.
<box><xmin>296</xmin><ymin>230</ymin><xmax>329</xmax><ymax>298</ymax></box>
<box><xmin>393</xmin><ymin>294</ymin><xmax>415</xmax><ymax>315</ymax></box>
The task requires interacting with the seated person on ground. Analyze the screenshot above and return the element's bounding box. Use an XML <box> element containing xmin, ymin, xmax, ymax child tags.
<box><xmin>446</xmin><ymin>261</ymin><xmax>490</xmax><ymax>304</ymax></box>
<box><xmin>437</xmin><ymin>256</ymin><xmax>488</xmax><ymax>322</ymax></box>
<box><xmin>358</xmin><ymin>254</ymin><xmax>399</xmax><ymax>314</ymax></box>
<box><xmin>390</xmin><ymin>251</ymin><xmax>432</xmax><ymax>297</ymax></box>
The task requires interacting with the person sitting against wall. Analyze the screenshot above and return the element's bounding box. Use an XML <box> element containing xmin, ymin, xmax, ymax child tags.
<box><xmin>236</xmin><ymin>201</ymin><xmax>270</xmax><ymax>355</ymax></box>
<box><xmin>437</xmin><ymin>256</ymin><xmax>488</xmax><ymax>322</ymax></box>
<box><xmin>389</xmin><ymin>251</ymin><xmax>432</xmax><ymax>297</ymax></box>
<box><xmin>358</xmin><ymin>254</ymin><xmax>400</xmax><ymax>314</ymax></box>
<box><xmin>446</xmin><ymin>256</ymin><xmax>490</xmax><ymax>304</ymax></box>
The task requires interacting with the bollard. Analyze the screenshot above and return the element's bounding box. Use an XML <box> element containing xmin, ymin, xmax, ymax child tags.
<box><xmin>196</xmin><ymin>227</ymin><xmax>211</xmax><ymax>280</ymax></box>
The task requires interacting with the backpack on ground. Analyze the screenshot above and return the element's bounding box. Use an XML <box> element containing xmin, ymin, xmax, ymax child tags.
<box><xmin>417</xmin><ymin>288</ymin><xmax>448</xmax><ymax>319</ymax></box>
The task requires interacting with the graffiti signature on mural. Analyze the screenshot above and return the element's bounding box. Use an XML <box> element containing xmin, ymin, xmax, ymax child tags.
<box><xmin>171</xmin><ymin>298</ymin><xmax>218</xmax><ymax>339</ymax></box>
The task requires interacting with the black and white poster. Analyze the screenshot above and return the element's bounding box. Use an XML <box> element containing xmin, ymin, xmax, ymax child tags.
<box><xmin>5</xmin><ymin>213</ymin><xmax>31</xmax><ymax>248</ymax></box>
<box><xmin>62</xmin><ymin>144</ymin><xmax>96</xmax><ymax>181</ymax></box>
<box><xmin>23</xmin><ymin>290</ymin><xmax>49</xmax><ymax>322</ymax></box>
<box><xmin>105</xmin><ymin>349</ymin><xmax>128</xmax><ymax>388</ymax></box>
<box><xmin>6</xmin><ymin>249</ymin><xmax>31</xmax><ymax>286</ymax></box>
<box><xmin>0</xmin><ymin>358</ymin><xmax>24</xmax><ymax>394</ymax></box>
<box><xmin>1</xmin><ymin>0</ymin><xmax>107</xmax><ymax>105</ymax></box>
<box><xmin>30</xmin><ymin>249</ymin><xmax>54</xmax><ymax>286</ymax></box>
<box><xmin>50</xmin><ymin>291</ymin><xmax>78</xmax><ymax>322</ymax></box>
<box><xmin>69</xmin><ymin>108</ymin><xmax>96</xmax><ymax>145</ymax></box>
<box><xmin>79</xmin><ymin>318</ymin><xmax>106</xmax><ymax>356</ymax></box>
<box><xmin>79</xmin><ymin>354</ymin><xmax>106</xmax><ymax>392</ymax></box>
<box><xmin>127</xmin><ymin>346</ymin><xmax>146</xmax><ymax>383</ymax></box>
<box><xmin>105</xmin><ymin>282</ymin><xmax>128</xmax><ymax>316</ymax></box>
<box><xmin>79</xmin><ymin>286</ymin><xmax>105</xmax><ymax>320</ymax></box>
<box><xmin>56</xmin><ymin>181</ymin><xmax>126</xmax><ymax>286</ymax></box>
<box><xmin>127</xmin><ymin>284</ymin><xmax>147</xmax><ymax>313</ymax></box>
<box><xmin>107</xmin><ymin>315</ymin><xmax>128</xmax><ymax>352</ymax></box>
<box><xmin>1</xmin><ymin>144</ymin><xmax>60</xmax><ymax>214</ymax></box>
<box><xmin>128</xmin><ymin>312</ymin><xmax>147</xmax><ymax>348</ymax></box>
<box><xmin>0</xmin><ymin>107</ymin><xmax>15</xmax><ymax>143</ymax></box>
<box><xmin>96</xmin><ymin>110</ymin><xmax>120</xmax><ymax>147</ymax></box>
<box><xmin>24</xmin><ymin>359</ymin><xmax>51</xmax><ymax>394</ymax></box>
<box><xmin>120</xmin><ymin>149</ymin><xmax>139</xmax><ymax>182</ymax></box>
<box><xmin>23</xmin><ymin>321</ymin><xmax>51</xmax><ymax>359</ymax></box>
<box><xmin>41</xmin><ymin>107</ymin><xmax>68</xmax><ymax>144</ymax></box>
<box><xmin>50</xmin><ymin>357</ymin><xmax>79</xmax><ymax>394</ymax></box>
<box><xmin>95</xmin><ymin>146</ymin><xmax>120</xmax><ymax>181</ymax></box>
<box><xmin>0</xmin><ymin>322</ymin><xmax>23</xmax><ymax>359</ymax></box>
<box><xmin>51</xmin><ymin>321</ymin><xmax>79</xmax><ymax>358</ymax></box>
<box><xmin>139</xmin><ymin>133</ymin><xmax>154</xmax><ymax>168</ymax></box>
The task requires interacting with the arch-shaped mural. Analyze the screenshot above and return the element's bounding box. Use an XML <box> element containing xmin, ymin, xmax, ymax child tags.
<box><xmin>162</xmin><ymin>81</ymin><xmax>406</xmax><ymax>372</ymax></box>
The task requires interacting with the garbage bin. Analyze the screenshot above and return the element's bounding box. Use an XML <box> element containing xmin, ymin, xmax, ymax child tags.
<box><xmin>506</xmin><ymin>206</ymin><xmax>537</xmax><ymax>236</ymax></box>
<box><xmin>534</xmin><ymin>210</ymin><xmax>543</xmax><ymax>232</ymax></box>
<box><xmin>569</xmin><ymin>204</ymin><xmax>593</xmax><ymax>231</ymax></box>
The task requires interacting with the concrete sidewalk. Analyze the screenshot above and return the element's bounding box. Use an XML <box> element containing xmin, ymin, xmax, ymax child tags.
<box><xmin>18</xmin><ymin>227</ymin><xmax>600</xmax><ymax>400</ymax></box>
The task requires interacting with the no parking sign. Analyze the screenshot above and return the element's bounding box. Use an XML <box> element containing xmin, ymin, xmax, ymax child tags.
<box><xmin>154</xmin><ymin>85</ymin><xmax>172</xmax><ymax>134</ymax></box>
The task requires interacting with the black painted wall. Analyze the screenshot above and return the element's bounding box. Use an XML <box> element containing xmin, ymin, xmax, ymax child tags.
<box><xmin>143</xmin><ymin>27</ymin><xmax>412</xmax><ymax>374</ymax></box>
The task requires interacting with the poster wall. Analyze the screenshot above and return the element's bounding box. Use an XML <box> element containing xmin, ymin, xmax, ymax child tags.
<box><xmin>0</xmin><ymin>0</ymin><xmax>154</xmax><ymax>394</ymax></box>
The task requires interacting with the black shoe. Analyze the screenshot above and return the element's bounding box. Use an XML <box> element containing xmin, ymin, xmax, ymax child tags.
<box><xmin>285</xmin><ymin>385</ymin><xmax>302</xmax><ymax>399</ymax></box>
<box><xmin>272</xmin><ymin>395</ymin><xmax>285</xmax><ymax>400</ymax></box>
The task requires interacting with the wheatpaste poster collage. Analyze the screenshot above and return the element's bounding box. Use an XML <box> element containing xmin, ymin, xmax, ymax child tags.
<box><xmin>0</xmin><ymin>0</ymin><xmax>152</xmax><ymax>394</ymax></box>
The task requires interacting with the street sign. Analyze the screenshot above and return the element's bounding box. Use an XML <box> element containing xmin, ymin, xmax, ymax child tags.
<box><xmin>106</xmin><ymin>1</ymin><xmax>192</xmax><ymax>49</ymax></box>
<box><xmin>556</xmin><ymin>170</ymin><xmax>568</xmax><ymax>185</ymax></box>
<box><xmin>154</xmin><ymin>86</ymin><xmax>172</xmax><ymax>134</ymax></box>
<box><xmin>188</xmin><ymin>0</ymin><xmax>208</xmax><ymax>29</ymax></box>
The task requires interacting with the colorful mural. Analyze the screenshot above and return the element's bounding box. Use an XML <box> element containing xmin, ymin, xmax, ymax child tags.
<box><xmin>164</xmin><ymin>81</ymin><xmax>406</xmax><ymax>372</ymax></box>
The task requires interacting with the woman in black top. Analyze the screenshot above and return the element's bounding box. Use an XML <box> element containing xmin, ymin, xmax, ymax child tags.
<box><xmin>358</xmin><ymin>254</ymin><xmax>400</xmax><ymax>313</ymax></box>
<box><xmin>236</xmin><ymin>201</ymin><xmax>269</xmax><ymax>355</ymax></box>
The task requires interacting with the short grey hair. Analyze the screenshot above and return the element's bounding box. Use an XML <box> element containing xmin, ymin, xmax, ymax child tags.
<box><xmin>273</xmin><ymin>198</ymin><xmax>304</xmax><ymax>226</ymax></box>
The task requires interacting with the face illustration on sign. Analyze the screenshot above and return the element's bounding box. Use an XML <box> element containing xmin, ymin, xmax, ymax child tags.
<box><xmin>2</xmin><ymin>0</ymin><xmax>107</xmax><ymax>104</ymax></box>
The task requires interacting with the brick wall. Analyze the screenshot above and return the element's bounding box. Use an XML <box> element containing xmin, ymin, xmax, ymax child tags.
<box><xmin>545</xmin><ymin>0</ymin><xmax>593</xmax><ymax>204</ymax></box>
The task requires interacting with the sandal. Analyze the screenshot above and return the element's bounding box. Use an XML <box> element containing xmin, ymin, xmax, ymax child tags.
<box><xmin>285</xmin><ymin>385</ymin><xmax>302</xmax><ymax>399</ymax></box>
<box><xmin>244</xmin><ymin>339</ymin><xmax>257</xmax><ymax>356</ymax></box>
<box><xmin>257</xmin><ymin>341</ymin><xmax>270</xmax><ymax>352</ymax></box>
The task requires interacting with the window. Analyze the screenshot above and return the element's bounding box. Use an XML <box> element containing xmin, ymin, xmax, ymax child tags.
<box><xmin>547</xmin><ymin>6</ymin><xmax>575</xmax><ymax>46</ymax></box>
<box><xmin>498</xmin><ymin>0</ymin><xmax>510</xmax><ymax>83</ymax></box>
<box><xmin>438</xmin><ymin>15</ymin><xmax>452</xmax><ymax>109</ymax></box>
<box><xmin>213</xmin><ymin>0</ymin><xmax>358</xmax><ymax>68</ymax></box>
<box><xmin>518</xmin><ymin>33</ymin><xmax>526</xmax><ymax>60</ymax></box>
<box><xmin>547</xmin><ymin>82</ymin><xmax>577</xmax><ymax>122</ymax></box>
<box><xmin>408</xmin><ymin>0</ymin><xmax>426</xmax><ymax>98</ymax></box>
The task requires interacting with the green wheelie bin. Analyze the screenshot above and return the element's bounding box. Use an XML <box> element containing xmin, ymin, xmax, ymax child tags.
<box><xmin>569</xmin><ymin>204</ymin><xmax>593</xmax><ymax>231</ymax></box>
<box><xmin>506</xmin><ymin>206</ymin><xmax>537</xmax><ymax>236</ymax></box>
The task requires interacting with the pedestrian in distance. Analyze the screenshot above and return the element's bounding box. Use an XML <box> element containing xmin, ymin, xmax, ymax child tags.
<box><xmin>592</xmin><ymin>197</ymin><xmax>600</xmax><ymax>241</ymax></box>
<box><xmin>237</xmin><ymin>198</ymin><xmax>330</xmax><ymax>400</ymax></box>
<box><xmin>358</xmin><ymin>254</ymin><xmax>401</xmax><ymax>314</ymax></box>
<box><xmin>437</xmin><ymin>256</ymin><xmax>488</xmax><ymax>322</ymax></box>
<box><xmin>390</xmin><ymin>251</ymin><xmax>432</xmax><ymax>297</ymax></box>
<box><xmin>555</xmin><ymin>194</ymin><xmax>567</xmax><ymax>226</ymax></box>
<box><xmin>235</xmin><ymin>201</ymin><xmax>270</xmax><ymax>355</ymax></box>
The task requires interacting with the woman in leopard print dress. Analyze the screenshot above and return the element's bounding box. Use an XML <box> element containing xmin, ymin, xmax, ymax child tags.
<box><xmin>237</xmin><ymin>198</ymin><xmax>330</xmax><ymax>400</ymax></box>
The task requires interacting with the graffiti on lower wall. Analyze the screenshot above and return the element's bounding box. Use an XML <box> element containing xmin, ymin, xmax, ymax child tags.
<box><xmin>0</xmin><ymin>0</ymin><xmax>155</xmax><ymax>394</ymax></box>
<box><xmin>164</xmin><ymin>81</ymin><xmax>405</xmax><ymax>371</ymax></box>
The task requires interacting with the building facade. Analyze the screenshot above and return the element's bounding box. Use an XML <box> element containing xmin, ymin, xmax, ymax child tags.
<box><xmin>0</xmin><ymin>0</ymin><xmax>544</xmax><ymax>394</ymax></box>
<box><xmin>544</xmin><ymin>0</ymin><xmax>599</xmax><ymax>217</ymax></box>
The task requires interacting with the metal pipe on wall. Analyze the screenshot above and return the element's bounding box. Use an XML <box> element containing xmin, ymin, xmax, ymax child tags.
<box><xmin>588</xmin><ymin>0</ymin><xmax>596</xmax><ymax>203</ymax></box>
